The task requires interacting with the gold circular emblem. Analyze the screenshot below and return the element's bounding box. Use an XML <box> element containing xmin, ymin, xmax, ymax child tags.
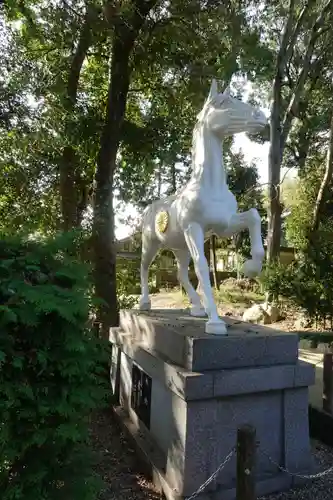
<box><xmin>156</xmin><ymin>211</ymin><xmax>169</xmax><ymax>233</ymax></box>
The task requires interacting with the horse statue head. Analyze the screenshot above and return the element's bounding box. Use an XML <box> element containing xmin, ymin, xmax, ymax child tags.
<box><xmin>196</xmin><ymin>79</ymin><xmax>268</xmax><ymax>138</ymax></box>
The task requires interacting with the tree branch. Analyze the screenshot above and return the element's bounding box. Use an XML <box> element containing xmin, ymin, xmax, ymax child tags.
<box><xmin>266</xmin><ymin>0</ymin><xmax>297</xmax><ymax>263</ymax></box>
<box><xmin>285</xmin><ymin>0</ymin><xmax>316</xmax><ymax>65</ymax></box>
<box><xmin>281</xmin><ymin>0</ymin><xmax>333</xmax><ymax>149</ymax></box>
<box><xmin>61</xmin><ymin>0</ymin><xmax>83</xmax><ymax>18</ymax></box>
<box><xmin>311</xmin><ymin>111</ymin><xmax>333</xmax><ymax>232</ymax></box>
<box><xmin>67</xmin><ymin>5</ymin><xmax>96</xmax><ymax>104</ymax></box>
<box><xmin>60</xmin><ymin>3</ymin><xmax>96</xmax><ymax>230</ymax></box>
<box><xmin>277</xmin><ymin>0</ymin><xmax>297</xmax><ymax>74</ymax></box>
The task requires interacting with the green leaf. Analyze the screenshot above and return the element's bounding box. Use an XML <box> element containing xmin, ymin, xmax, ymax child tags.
<box><xmin>0</xmin><ymin>306</ymin><xmax>18</xmax><ymax>324</ymax></box>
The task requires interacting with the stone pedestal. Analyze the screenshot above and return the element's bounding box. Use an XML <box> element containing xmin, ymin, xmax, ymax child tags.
<box><xmin>109</xmin><ymin>309</ymin><xmax>315</xmax><ymax>500</ymax></box>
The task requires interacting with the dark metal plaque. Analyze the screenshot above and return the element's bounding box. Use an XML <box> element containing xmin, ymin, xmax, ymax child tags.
<box><xmin>131</xmin><ymin>363</ymin><xmax>152</xmax><ymax>429</ymax></box>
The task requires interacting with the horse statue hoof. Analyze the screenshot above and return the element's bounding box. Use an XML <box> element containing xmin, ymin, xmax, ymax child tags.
<box><xmin>190</xmin><ymin>305</ymin><xmax>207</xmax><ymax>317</ymax></box>
<box><xmin>139</xmin><ymin>298</ymin><xmax>151</xmax><ymax>311</ymax></box>
<box><xmin>205</xmin><ymin>319</ymin><xmax>227</xmax><ymax>335</ymax></box>
<box><xmin>242</xmin><ymin>258</ymin><xmax>263</xmax><ymax>278</ymax></box>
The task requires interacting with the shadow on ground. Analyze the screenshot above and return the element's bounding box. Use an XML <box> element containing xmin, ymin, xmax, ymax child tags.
<box><xmin>90</xmin><ymin>409</ymin><xmax>161</xmax><ymax>500</ymax></box>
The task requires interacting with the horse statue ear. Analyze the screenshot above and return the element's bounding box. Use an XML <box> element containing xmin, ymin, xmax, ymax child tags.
<box><xmin>208</xmin><ymin>79</ymin><xmax>218</xmax><ymax>99</ymax></box>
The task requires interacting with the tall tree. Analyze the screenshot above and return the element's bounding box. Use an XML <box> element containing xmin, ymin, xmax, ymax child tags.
<box><xmin>311</xmin><ymin>112</ymin><xmax>333</xmax><ymax>233</ymax></box>
<box><xmin>266</xmin><ymin>0</ymin><xmax>333</xmax><ymax>262</ymax></box>
<box><xmin>93</xmin><ymin>0</ymin><xmax>159</xmax><ymax>328</ymax></box>
<box><xmin>60</xmin><ymin>3</ymin><xmax>97</xmax><ymax>231</ymax></box>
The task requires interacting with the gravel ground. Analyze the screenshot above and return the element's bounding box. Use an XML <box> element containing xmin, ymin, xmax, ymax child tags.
<box><xmin>90</xmin><ymin>409</ymin><xmax>161</xmax><ymax>500</ymax></box>
<box><xmin>259</xmin><ymin>439</ymin><xmax>333</xmax><ymax>500</ymax></box>
<box><xmin>90</xmin><ymin>410</ymin><xmax>333</xmax><ymax>500</ymax></box>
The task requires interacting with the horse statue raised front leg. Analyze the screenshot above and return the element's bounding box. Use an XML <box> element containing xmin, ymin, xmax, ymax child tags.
<box><xmin>139</xmin><ymin>79</ymin><xmax>268</xmax><ymax>334</ymax></box>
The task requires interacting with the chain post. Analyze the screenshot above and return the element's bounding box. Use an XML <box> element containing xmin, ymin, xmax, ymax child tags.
<box><xmin>323</xmin><ymin>351</ymin><xmax>333</xmax><ymax>414</ymax></box>
<box><xmin>236</xmin><ymin>425</ymin><xmax>257</xmax><ymax>500</ymax></box>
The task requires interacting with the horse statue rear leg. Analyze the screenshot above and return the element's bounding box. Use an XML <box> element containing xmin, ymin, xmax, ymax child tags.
<box><xmin>173</xmin><ymin>249</ymin><xmax>206</xmax><ymax>317</ymax></box>
<box><xmin>139</xmin><ymin>237</ymin><xmax>160</xmax><ymax>311</ymax></box>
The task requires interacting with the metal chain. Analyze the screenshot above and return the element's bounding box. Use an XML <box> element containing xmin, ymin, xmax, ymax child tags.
<box><xmin>185</xmin><ymin>447</ymin><xmax>236</xmax><ymax>500</ymax></box>
<box><xmin>259</xmin><ymin>448</ymin><xmax>333</xmax><ymax>479</ymax></box>
<box><xmin>183</xmin><ymin>442</ymin><xmax>333</xmax><ymax>500</ymax></box>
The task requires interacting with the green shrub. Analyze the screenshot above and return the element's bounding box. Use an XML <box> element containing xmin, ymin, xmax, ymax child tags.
<box><xmin>0</xmin><ymin>233</ymin><xmax>110</xmax><ymax>500</ymax></box>
<box><xmin>117</xmin><ymin>257</ymin><xmax>140</xmax><ymax>308</ymax></box>
<box><xmin>261</xmin><ymin>237</ymin><xmax>333</xmax><ymax>328</ymax></box>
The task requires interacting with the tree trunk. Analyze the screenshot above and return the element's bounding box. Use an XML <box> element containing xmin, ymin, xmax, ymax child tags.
<box><xmin>59</xmin><ymin>6</ymin><xmax>94</xmax><ymax>231</ymax></box>
<box><xmin>267</xmin><ymin>63</ymin><xmax>284</xmax><ymax>263</ymax></box>
<box><xmin>311</xmin><ymin>112</ymin><xmax>333</xmax><ymax>233</ymax></box>
<box><xmin>92</xmin><ymin>0</ymin><xmax>158</xmax><ymax>331</ymax></box>
<box><xmin>60</xmin><ymin>146</ymin><xmax>80</xmax><ymax>231</ymax></box>
<box><xmin>210</xmin><ymin>235</ymin><xmax>218</xmax><ymax>289</ymax></box>
<box><xmin>296</xmin><ymin>121</ymin><xmax>311</xmax><ymax>172</ymax></box>
<box><xmin>170</xmin><ymin>162</ymin><xmax>177</xmax><ymax>193</ymax></box>
<box><xmin>267</xmin><ymin>0</ymin><xmax>332</xmax><ymax>263</ymax></box>
<box><xmin>267</xmin><ymin>109</ymin><xmax>283</xmax><ymax>263</ymax></box>
<box><xmin>156</xmin><ymin>163</ymin><xmax>162</xmax><ymax>198</ymax></box>
<box><xmin>267</xmin><ymin>0</ymin><xmax>295</xmax><ymax>263</ymax></box>
<box><xmin>92</xmin><ymin>41</ymin><xmax>131</xmax><ymax>330</ymax></box>
<box><xmin>295</xmin><ymin>60</ymin><xmax>324</xmax><ymax>172</ymax></box>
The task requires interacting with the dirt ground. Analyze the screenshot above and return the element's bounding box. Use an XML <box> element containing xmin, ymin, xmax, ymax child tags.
<box><xmin>149</xmin><ymin>288</ymin><xmax>307</xmax><ymax>333</ymax></box>
<box><xmin>90</xmin><ymin>409</ymin><xmax>161</xmax><ymax>500</ymax></box>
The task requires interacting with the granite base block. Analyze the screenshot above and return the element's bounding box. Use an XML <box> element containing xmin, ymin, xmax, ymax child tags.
<box><xmin>113</xmin><ymin>406</ymin><xmax>312</xmax><ymax>500</ymax></box>
<box><xmin>110</xmin><ymin>309</ymin><xmax>299</xmax><ymax>371</ymax></box>
<box><xmin>110</xmin><ymin>310</ymin><xmax>315</xmax><ymax>500</ymax></box>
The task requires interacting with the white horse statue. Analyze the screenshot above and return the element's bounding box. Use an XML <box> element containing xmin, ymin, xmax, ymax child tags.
<box><xmin>139</xmin><ymin>79</ymin><xmax>267</xmax><ymax>334</ymax></box>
